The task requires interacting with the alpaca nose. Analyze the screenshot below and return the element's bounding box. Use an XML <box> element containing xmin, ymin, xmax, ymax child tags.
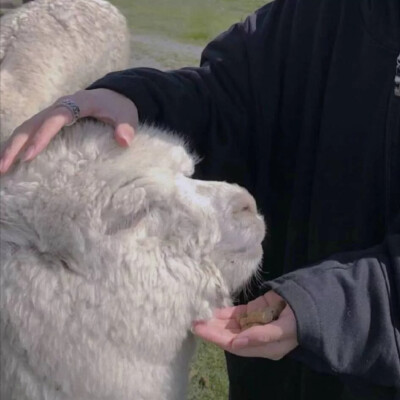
<box><xmin>231</xmin><ymin>189</ymin><xmax>257</xmax><ymax>215</ymax></box>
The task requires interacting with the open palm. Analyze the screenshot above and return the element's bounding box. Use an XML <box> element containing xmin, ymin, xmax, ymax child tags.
<box><xmin>193</xmin><ymin>291</ymin><xmax>299</xmax><ymax>360</ymax></box>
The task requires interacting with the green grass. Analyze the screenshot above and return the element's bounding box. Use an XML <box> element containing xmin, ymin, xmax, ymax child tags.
<box><xmin>188</xmin><ymin>341</ymin><xmax>229</xmax><ymax>400</ymax></box>
<box><xmin>110</xmin><ymin>0</ymin><xmax>268</xmax><ymax>45</ymax></box>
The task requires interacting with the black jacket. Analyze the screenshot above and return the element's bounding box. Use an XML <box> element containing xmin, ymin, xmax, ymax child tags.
<box><xmin>89</xmin><ymin>0</ymin><xmax>400</xmax><ymax>398</ymax></box>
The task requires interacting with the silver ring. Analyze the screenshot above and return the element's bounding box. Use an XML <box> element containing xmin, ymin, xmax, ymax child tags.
<box><xmin>54</xmin><ymin>99</ymin><xmax>80</xmax><ymax>126</ymax></box>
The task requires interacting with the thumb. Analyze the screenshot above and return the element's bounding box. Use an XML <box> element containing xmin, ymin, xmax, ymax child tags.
<box><xmin>114</xmin><ymin>122</ymin><xmax>135</xmax><ymax>147</ymax></box>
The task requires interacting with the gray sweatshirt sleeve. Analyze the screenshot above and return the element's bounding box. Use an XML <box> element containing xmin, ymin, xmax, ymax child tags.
<box><xmin>267</xmin><ymin>214</ymin><xmax>400</xmax><ymax>388</ymax></box>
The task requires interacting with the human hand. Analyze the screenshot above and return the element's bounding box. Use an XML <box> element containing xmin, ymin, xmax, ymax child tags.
<box><xmin>0</xmin><ymin>88</ymin><xmax>138</xmax><ymax>174</ymax></box>
<box><xmin>193</xmin><ymin>291</ymin><xmax>298</xmax><ymax>360</ymax></box>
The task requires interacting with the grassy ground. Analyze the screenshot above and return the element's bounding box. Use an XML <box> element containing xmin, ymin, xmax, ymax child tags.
<box><xmin>110</xmin><ymin>0</ymin><xmax>270</xmax><ymax>69</ymax></box>
<box><xmin>188</xmin><ymin>341</ymin><xmax>229</xmax><ymax>400</ymax></box>
<box><xmin>106</xmin><ymin>1</ymin><xmax>271</xmax><ymax>399</ymax></box>
<box><xmin>110</xmin><ymin>0</ymin><xmax>267</xmax><ymax>45</ymax></box>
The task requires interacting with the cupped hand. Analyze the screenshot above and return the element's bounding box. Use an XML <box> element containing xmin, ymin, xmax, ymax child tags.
<box><xmin>0</xmin><ymin>88</ymin><xmax>139</xmax><ymax>174</ymax></box>
<box><xmin>193</xmin><ymin>291</ymin><xmax>298</xmax><ymax>360</ymax></box>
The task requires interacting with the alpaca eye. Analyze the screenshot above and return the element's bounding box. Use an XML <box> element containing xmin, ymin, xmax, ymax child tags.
<box><xmin>233</xmin><ymin>205</ymin><xmax>251</xmax><ymax>214</ymax></box>
<box><xmin>60</xmin><ymin>259</ymin><xmax>73</xmax><ymax>273</ymax></box>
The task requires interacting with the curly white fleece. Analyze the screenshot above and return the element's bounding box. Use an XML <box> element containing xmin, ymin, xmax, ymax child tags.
<box><xmin>0</xmin><ymin>1</ymin><xmax>265</xmax><ymax>397</ymax></box>
<box><xmin>0</xmin><ymin>0</ymin><xmax>130</xmax><ymax>141</ymax></box>
<box><xmin>0</xmin><ymin>121</ymin><xmax>265</xmax><ymax>400</ymax></box>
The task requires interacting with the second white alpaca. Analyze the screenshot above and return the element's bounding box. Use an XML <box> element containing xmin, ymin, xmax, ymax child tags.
<box><xmin>0</xmin><ymin>0</ymin><xmax>130</xmax><ymax>140</ymax></box>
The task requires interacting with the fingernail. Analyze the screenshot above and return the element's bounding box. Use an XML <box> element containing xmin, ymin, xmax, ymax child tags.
<box><xmin>0</xmin><ymin>157</ymin><xmax>10</xmax><ymax>173</ymax></box>
<box><xmin>118</xmin><ymin>131</ymin><xmax>132</xmax><ymax>147</ymax></box>
<box><xmin>232</xmin><ymin>337</ymin><xmax>249</xmax><ymax>350</ymax></box>
<box><xmin>22</xmin><ymin>145</ymin><xmax>35</xmax><ymax>161</ymax></box>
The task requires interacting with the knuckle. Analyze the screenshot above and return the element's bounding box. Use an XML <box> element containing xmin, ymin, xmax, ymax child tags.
<box><xmin>54</xmin><ymin>94</ymin><xmax>71</xmax><ymax>104</ymax></box>
<box><xmin>51</xmin><ymin>108</ymin><xmax>73</xmax><ymax>124</ymax></box>
<box><xmin>48</xmin><ymin>106</ymin><xmax>65</xmax><ymax>118</ymax></box>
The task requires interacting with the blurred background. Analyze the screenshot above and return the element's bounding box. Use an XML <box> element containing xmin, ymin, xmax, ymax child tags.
<box><xmin>110</xmin><ymin>0</ymin><xmax>267</xmax><ymax>70</ymax></box>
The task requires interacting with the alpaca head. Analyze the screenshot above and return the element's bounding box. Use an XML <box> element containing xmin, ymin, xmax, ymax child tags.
<box><xmin>1</xmin><ymin>121</ymin><xmax>265</xmax><ymax>305</ymax></box>
<box><xmin>0</xmin><ymin>121</ymin><xmax>266</xmax><ymax>397</ymax></box>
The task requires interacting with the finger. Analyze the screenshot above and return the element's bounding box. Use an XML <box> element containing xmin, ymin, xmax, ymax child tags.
<box><xmin>230</xmin><ymin>338</ymin><xmax>298</xmax><ymax>360</ymax></box>
<box><xmin>263</xmin><ymin>290</ymin><xmax>284</xmax><ymax>306</ymax></box>
<box><xmin>22</xmin><ymin>107</ymin><xmax>72</xmax><ymax>161</ymax></box>
<box><xmin>232</xmin><ymin>324</ymin><xmax>284</xmax><ymax>348</ymax></box>
<box><xmin>193</xmin><ymin>325</ymin><xmax>238</xmax><ymax>349</ymax></box>
<box><xmin>245</xmin><ymin>291</ymin><xmax>286</xmax><ymax>314</ymax></box>
<box><xmin>192</xmin><ymin>320</ymin><xmax>241</xmax><ymax>349</ymax></box>
<box><xmin>0</xmin><ymin>131</ymin><xmax>30</xmax><ymax>173</ymax></box>
<box><xmin>193</xmin><ymin>317</ymin><xmax>241</xmax><ymax>333</ymax></box>
<box><xmin>0</xmin><ymin>107</ymin><xmax>49</xmax><ymax>173</ymax></box>
<box><xmin>114</xmin><ymin>122</ymin><xmax>135</xmax><ymax>147</ymax></box>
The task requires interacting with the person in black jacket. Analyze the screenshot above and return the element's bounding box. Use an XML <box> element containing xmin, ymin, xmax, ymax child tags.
<box><xmin>1</xmin><ymin>0</ymin><xmax>399</xmax><ymax>399</ymax></box>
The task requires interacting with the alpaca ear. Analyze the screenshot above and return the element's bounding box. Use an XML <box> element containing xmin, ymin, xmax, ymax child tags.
<box><xmin>102</xmin><ymin>183</ymin><xmax>147</xmax><ymax>235</ymax></box>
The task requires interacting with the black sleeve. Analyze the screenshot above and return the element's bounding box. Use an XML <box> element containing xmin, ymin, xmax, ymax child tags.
<box><xmin>87</xmin><ymin>5</ymin><xmax>273</xmax><ymax>144</ymax></box>
<box><xmin>267</xmin><ymin>214</ymin><xmax>400</xmax><ymax>388</ymax></box>
<box><xmin>87</xmin><ymin>2</ymin><xmax>289</xmax><ymax>183</ymax></box>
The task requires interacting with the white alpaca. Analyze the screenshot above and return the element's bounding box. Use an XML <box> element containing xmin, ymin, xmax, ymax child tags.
<box><xmin>0</xmin><ymin>121</ymin><xmax>266</xmax><ymax>400</ymax></box>
<box><xmin>0</xmin><ymin>0</ymin><xmax>130</xmax><ymax>140</ymax></box>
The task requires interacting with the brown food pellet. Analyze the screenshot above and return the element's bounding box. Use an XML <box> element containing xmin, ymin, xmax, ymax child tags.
<box><xmin>237</xmin><ymin>300</ymin><xmax>286</xmax><ymax>331</ymax></box>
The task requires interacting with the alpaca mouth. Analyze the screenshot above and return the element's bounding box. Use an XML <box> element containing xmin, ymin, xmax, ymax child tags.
<box><xmin>243</xmin><ymin>242</ymin><xmax>264</xmax><ymax>258</ymax></box>
<box><xmin>232</xmin><ymin>220</ymin><xmax>266</xmax><ymax>254</ymax></box>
